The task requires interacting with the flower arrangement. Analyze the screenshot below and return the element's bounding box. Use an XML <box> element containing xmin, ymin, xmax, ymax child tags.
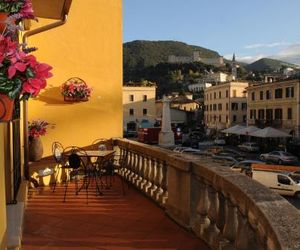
<box><xmin>61</xmin><ymin>77</ymin><xmax>92</xmax><ymax>101</ymax></box>
<box><xmin>0</xmin><ymin>0</ymin><xmax>34</xmax><ymax>19</ymax></box>
<box><xmin>0</xmin><ymin>34</ymin><xmax>52</xmax><ymax>100</ymax></box>
<box><xmin>28</xmin><ymin>119</ymin><xmax>51</xmax><ymax>139</ymax></box>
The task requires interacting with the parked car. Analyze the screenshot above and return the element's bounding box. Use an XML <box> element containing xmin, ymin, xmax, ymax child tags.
<box><xmin>238</xmin><ymin>142</ymin><xmax>260</xmax><ymax>152</ymax></box>
<box><xmin>214</xmin><ymin>138</ymin><xmax>226</xmax><ymax>146</ymax></box>
<box><xmin>230</xmin><ymin>160</ymin><xmax>265</xmax><ymax>173</ymax></box>
<box><xmin>213</xmin><ymin>149</ymin><xmax>245</xmax><ymax>161</ymax></box>
<box><xmin>259</xmin><ymin>151</ymin><xmax>298</xmax><ymax>165</ymax></box>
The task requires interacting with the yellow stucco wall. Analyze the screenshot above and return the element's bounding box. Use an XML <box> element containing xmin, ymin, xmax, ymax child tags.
<box><xmin>26</xmin><ymin>0</ymin><xmax>123</xmax><ymax>156</ymax></box>
<box><xmin>0</xmin><ymin>125</ymin><xmax>7</xmax><ymax>250</ymax></box>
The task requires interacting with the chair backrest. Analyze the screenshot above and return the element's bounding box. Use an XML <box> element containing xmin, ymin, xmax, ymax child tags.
<box><xmin>92</xmin><ymin>138</ymin><xmax>114</xmax><ymax>150</ymax></box>
<box><xmin>52</xmin><ymin>142</ymin><xmax>64</xmax><ymax>163</ymax></box>
<box><xmin>64</xmin><ymin>146</ymin><xmax>88</xmax><ymax>170</ymax></box>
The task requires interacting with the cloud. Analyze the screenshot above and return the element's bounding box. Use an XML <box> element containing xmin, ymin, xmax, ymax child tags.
<box><xmin>245</xmin><ymin>42</ymin><xmax>291</xmax><ymax>49</ymax></box>
<box><xmin>273</xmin><ymin>43</ymin><xmax>300</xmax><ymax>65</ymax></box>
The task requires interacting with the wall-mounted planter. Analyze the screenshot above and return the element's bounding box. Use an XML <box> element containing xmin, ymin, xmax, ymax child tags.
<box><xmin>61</xmin><ymin>77</ymin><xmax>91</xmax><ymax>103</ymax></box>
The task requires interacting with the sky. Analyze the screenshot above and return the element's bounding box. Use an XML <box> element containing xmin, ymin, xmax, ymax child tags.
<box><xmin>123</xmin><ymin>0</ymin><xmax>300</xmax><ymax>64</ymax></box>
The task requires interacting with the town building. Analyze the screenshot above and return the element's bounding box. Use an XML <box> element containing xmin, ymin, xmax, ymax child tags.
<box><xmin>123</xmin><ymin>83</ymin><xmax>156</xmax><ymax>135</ymax></box>
<box><xmin>247</xmin><ymin>79</ymin><xmax>300</xmax><ymax>137</ymax></box>
<box><xmin>204</xmin><ymin>81</ymin><xmax>249</xmax><ymax>129</ymax></box>
<box><xmin>168</xmin><ymin>51</ymin><xmax>225</xmax><ymax>67</ymax></box>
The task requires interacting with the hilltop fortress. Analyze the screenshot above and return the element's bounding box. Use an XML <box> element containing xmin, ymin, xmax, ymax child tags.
<box><xmin>168</xmin><ymin>51</ymin><xmax>225</xmax><ymax>67</ymax></box>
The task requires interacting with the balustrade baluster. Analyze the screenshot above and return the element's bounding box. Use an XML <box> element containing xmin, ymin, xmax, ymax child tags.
<box><xmin>146</xmin><ymin>158</ymin><xmax>155</xmax><ymax>196</ymax></box>
<box><xmin>218</xmin><ymin>197</ymin><xmax>238</xmax><ymax>250</ymax></box>
<box><xmin>203</xmin><ymin>185</ymin><xmax>219</xmax><ymax>245</ymax></box>
<box><xmin>135</xmin><ymin>153</ymin><xmax>142</xmax><ymax>187</ymax></box>
<box><xmin>213</xmin><ymin>191</ymin><xmax>226</xmax><ymax>249</ymax></box>
<box><xmin>139</xmin><ymin>154</ymin><xmax>147</xmax><ymax>190</ymax></box>
<box><xmin>153</xmin><ymin>160</ymin><xmax>163</xmax><ymax>203</ymax></box>
<box><xmin>159</xmin><ymin>161</ymin><xmax>168</xmax><ymax>205</ymax></box>
<box><xmin>142</xmin><ymin>156</ymin><xmax>151</xmax><ymax>193</ymax></box>
<box><xmin>130</xmin><ymin>152</ymin><xmax>138</xmax><ymax>185</ymax></box>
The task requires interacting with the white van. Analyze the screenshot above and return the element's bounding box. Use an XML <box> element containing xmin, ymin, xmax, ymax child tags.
<box><xmin>252</xmin><ymin>170</ymin><xmax>300</xmax><ymax>198</ymax></box>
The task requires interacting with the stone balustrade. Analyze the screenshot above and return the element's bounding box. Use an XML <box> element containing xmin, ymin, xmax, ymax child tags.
<box><xmin>114</xmin><ymin>138</ymin><xmax>300</xmax><ymax>250</ymax></box>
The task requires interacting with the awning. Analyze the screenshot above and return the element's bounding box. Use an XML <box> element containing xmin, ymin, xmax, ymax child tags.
<box><xmin>221</xmin><ymin>125</ymin><xmax>246</xmax><ymax>134</ymax></box>
<box><xmin>235</xmin><ymin>126</ymin><xmax>260</xmax><ymax>135</ymax></box>
<box><xmin>31</xmin><ymin>0</ymin><xmax>72</xmax><ymax>19</ymax></box>
<box><xmin>249</xmin><ymin>127</ymin><xmax>292</xmax><ymax>138</ymax></box>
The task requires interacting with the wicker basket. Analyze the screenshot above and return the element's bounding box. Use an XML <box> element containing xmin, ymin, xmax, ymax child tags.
<box><xmin>62</xmin><ymin>77</ymin><xmax>90</xmax><ymax>102</ymax></box>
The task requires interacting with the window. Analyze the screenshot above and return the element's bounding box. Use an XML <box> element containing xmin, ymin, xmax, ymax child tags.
<box><xmin>231</xmin><ymin>103</ymin><xmax>238</xmax><ymax>111</ymax></box>
<box><xmin>226</xmin><ymin>103</ymin><xmax>228</xmax><ymax>111</ymax></box>
<box><xmin>219</xmin><ymin>91</ymin><xmax>221</xmax><ymax>98</ymax></box>
<box><xmin>233</xmin><ymin>115</ymin><xmax>237</xmax><ymax>122</ymax></box>
<box><xmin>288</xmin><ymin>108</ymin><xmax>292</xmax><ymax>120</ymax></box>
<box><xmin>266</xmin><ymin>90</ymin><xmax>272</xmax><ymax>100</ymax></box>
<box><xmin>266</xmin><ymin>109</ymin><xmax>273</xmax><ymax>120</ymax></box>
<box><xmin>251</xmin><ymin>92</ymin><xmax>255</xmax><ymax>101</ymax></box>
<box><xmin>143</xmin><ymin>109</ymin><xmax>147</xmax><ymax>115</ymax></box>
<box><xmin>129</xmin><ymin>109</ymin><xmax>134</xmax><ymax>115</ymax></box>
<box><xmin>226</xmin><ymin>90</ymin><xmax>229</xmax><ymax>98</ymax></box>
<box><xmin>278</xmin><ymin>175</ymin><xmax>291</xmax><ymax>185</ymax></box>
<box><xmin>258</xmin><ymin>109</ymin><xmax>265</xmax><ymax>120</ymax></box>
<box><xmin>210</xmin><ymin>104</ymin><xmax>212</xmax><ymax>111</ymax></box>
<box><xmin>232</xmin><ymin>89</ymin><xmax>237</xmax><ymax>97</ymax></box>
<box><xmin>143</xmin><ymin>95</ymin><xmax>147</xmax><ymax>102</ymax></box>
<box><xmin>210</xmin><ymin>93</ymin><xmax>212</xmax><ymax>100</ymax></box>
<box><xmin>275</xmin><ymin>88</ymin><xmax>282</xmax><ymax>99</ymax></box>
<box><xmin>218</xmin><ymin>103</ymin><xmax>222</xmax><ymax>111</ymax></box>
<box><xmin>243</xmin><ymin>115</ymin><xmax>247</xmax><ymax>123</ymax></box>
<box><xmin>219</xmin><ymin>115</ymin><xmax>221</xmax><ymax>122</ymax></box>
<box><xmin>226</xmin><ymin>115</ymin><xmax>228</xmax><ymax>123</ymax></box>
<box><xmin>275</xmin><ymin>108</ymin><xmax>282</xmax><ymax>119</ymax></box>
<box><xmin>242</xmin><ymin>103</ymin><xmax>247</xmax><ymax>111</ymax></box>
<box><xmin>213</xmin><ymin>104</ymin><xmax>217</xmax><ymax>111</ymax></box>
<box><xmin>214</xmin><ymin>92</ymin><xmax>216</xmax><ymax>99</ymax></box>
<box><xmin>250</xmin><ymin>109</ymin><xmax>257</xmax><ymax>119</ymax></box>
<box><xmin>260</xmin><ymin>91</ymin><xmax>263</xmax><ymax>100</ymax></box>
<box><xmin>286</xmin><ymin>87</ymin><xmax>294</xmax><ymax>98</ymax></box>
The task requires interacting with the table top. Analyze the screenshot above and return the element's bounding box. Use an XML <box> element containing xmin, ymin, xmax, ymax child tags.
<box><xmin>77</xmin><ymin>150</ymin><xmax>115</xmax><ymax>157</ymax></box>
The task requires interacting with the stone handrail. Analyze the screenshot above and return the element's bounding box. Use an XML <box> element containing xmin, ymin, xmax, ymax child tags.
<box><xmin>114</xmin><ymin>138</ymin><xmax>300</xmax><ymax>250</ymax></box>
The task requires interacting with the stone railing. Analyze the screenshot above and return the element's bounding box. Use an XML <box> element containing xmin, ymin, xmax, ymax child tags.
<box><xmin>114</xmin><ymin>139</ymin><xmax>300</xmax><ymax>250</ymax></box>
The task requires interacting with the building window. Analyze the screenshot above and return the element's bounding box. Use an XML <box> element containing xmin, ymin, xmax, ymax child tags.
<box><xmin>250</xmin><ymin>110</ymin><xmax>253</xmax><ymax>119</ymax></box>
<box><xmin>226</xmin><ymin>90</ymin><xmax>229</xmax><ymax>98</ymax></box>
<box><xmin>266</xmin><ymin>90</ymin><xmax>272</xmax><ymax>100</ymax></box>
<box><xmin>214</xmin><ymin>92</ymin><xmax>216</xmax><ymax>99</ymax></box>
<box><xmin>286</xmin><ymin>87</ymin><xmax>294</xmax><ymax>98</ymax></box>
<box><xmin>243</xmin><ymin>115</ymin><xmax>247</xmax><ymax>123</ymax></box>
<box><xmin>258</xmin><ymin>109</ymin><xmax>265</xmax><ymax>120</ymax></box>
<box><xmin>275</xmin><ymin>88</ymin><xmax>282</xmax><ymax>99</ymax></box>
<box><xmin>129</xmin><ymin>109</ymin><xmax>134</xmax><ymax>116</ymax></box>
<box><xmin>233</xmin><ymin>115</ymin><xmax>237</xmax><ymax>122</ymax></box>
<box><xmin>218</xmin><ymin>103</ymin><xmax>222</xmax><ymax>111</ymax></box>
<box><xmin>266</xmin><ymin>109</ymin><xmax>273</xmax><ymax>120</ymax></box>
<box><xmin>210</xmin><ymin>104</ymin><xmax>212</xmax><ymax>111</ymax></box>
<box><xmin>260</xmin><ymin>91</ymin><xmax>263</xmax><ymax>100</ymax></box>
<box><xmin>219</xmin><ymin>115</ymin><xmax>221</xmax><ymax>122</ymax></box>
<box><xmin>129</xmin><ymin>94</ymin><xmax>134</xmax><ymax>102</ymax></box>
<box><xmin>226</xmin><ymin>115</ymin><xmax>228</xmax><ymax>123</ymax></box>
<box><xmin>288</xmin><ymin>108</ymin><xmax>292</xmax><ymax>120</ymax></box>
<box><xmin>275</xmin><ymin>108</ymin><xmax>282</xmax><ymax>119</ymax></box>
<box><xmin>251</xmin><ymin>92</ymin><xmax>255</xmax><ymax>101</ymax></box>
<box><xmin>232</xmin><ymin>89</ymin><xmax>237</xmax><ymax>97</ymax></box>
<box><xmin>219</xmin><ymin>91</ymin><xmax>221</xmax><ymax>98</ymax></box>
<box><xmin>231</xmin><ymin>103</ymin><xmax>238</xmax><ymax>111</ymax></box>
<box><xmin>214</xmin><ymin>115</ymin><xmax>216</xmax><ymax>122</ymax></box>
<box><xmin>213</xmin><ymin>104</ymin><xmax>217</xmax><ymax>111</ymax></box>
<box><xmin>143</xmin><ymin>109</ymin><xmax>147</xmax><ymax>115</ymax></box>
<box><xmin>241</xmin><ymin>103</ymin><xmax>247</xmax><ymax>110</ymax></box>
<box><xmin>226</xmin><ymin>103</ymin><xmax>228</xmax><ymax>111</ymax></box>
<box><xmin>143</xmin><ymin>95</ymin><xmax>147</xmax><ymax>102</ymax></box>
<box><xmin>210</xmin><ymin>93</ymin><xmax>212</xmax><ymax>100</ymax></box>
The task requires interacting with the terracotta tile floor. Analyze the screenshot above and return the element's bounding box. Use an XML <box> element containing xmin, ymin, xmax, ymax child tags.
<box><xmin>22</xmin><ymin>177</ymin><xmax>209</xmax><ymax>250</ymax></box>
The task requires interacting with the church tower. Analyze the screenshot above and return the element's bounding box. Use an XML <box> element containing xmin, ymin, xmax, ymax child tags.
<box><xmin>232</xmin><ymin>53</ymin><xmax>237</xmax><ymax>80</ymax></box>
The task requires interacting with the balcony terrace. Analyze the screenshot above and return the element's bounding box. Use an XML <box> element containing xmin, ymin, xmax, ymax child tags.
<box><xmin>20</xmin><ymin>139</ymin><xmax>300</xmax><ymax>249</ymax></box>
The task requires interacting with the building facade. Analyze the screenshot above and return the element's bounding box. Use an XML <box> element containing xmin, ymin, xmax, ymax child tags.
<box><xmin>123</xmin><ymin>84</ymin><xmax>156</xmax><ymax>134</ymax></box>
<box><xmin>204</xmin><ymin>81</ymin><xmax>249</xmax><ymax>129</ymax></box>
<box><xmin>247</xmin><ymin>79</ymin><xmax>300</xmax><ymax>137</ymax></box>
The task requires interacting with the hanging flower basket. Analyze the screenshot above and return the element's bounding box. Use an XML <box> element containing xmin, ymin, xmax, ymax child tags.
<box><xmin>61</xmin><ymin>77</ymin><xmax>92</xmax><ymax>102</ymax></box>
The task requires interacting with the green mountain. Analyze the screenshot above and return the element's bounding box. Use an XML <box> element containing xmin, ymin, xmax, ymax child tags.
<box><xmin>245</xmin><ymin>58</ymin><xmax>296</xmax><ymax>72</ymax></box>
<box><xmin>123</xmin><ymin>40</ymin><xmax>221</xmax><ymax>70</ymax></box>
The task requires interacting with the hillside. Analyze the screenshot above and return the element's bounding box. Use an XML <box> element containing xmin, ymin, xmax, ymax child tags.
<box><xmin>123</xmin><ymin>40</ymin><xmax>221</xmax><ymax>70</ymax></box>
<box><xmin>245</xmin><ymin>58</ymin><xmax>296</xmax><ymax>72</ymax></box>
